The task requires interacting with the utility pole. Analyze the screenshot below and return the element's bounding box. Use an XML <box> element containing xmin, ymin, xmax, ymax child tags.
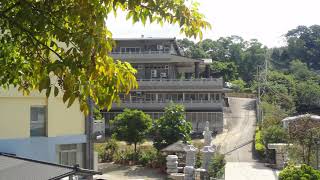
<box><xmin>257</xmin><ymin>66</ymin><xmax>261</xmax><ymax>123</ymax></box>
<box><xmin>85</xmin><ymin>97</ymin><xmax>94</xmax><ymax>180</ymax></box>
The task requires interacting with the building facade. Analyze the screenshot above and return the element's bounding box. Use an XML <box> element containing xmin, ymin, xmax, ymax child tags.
<box><xmin>0</xmin><ymin>87</ymin><xmax>88</xmax><ymax>168</ymax></box>
<box><xmin>103</xmin><ymin>37</ymin><xmax>228</xmax><ymax>133</ymax></box>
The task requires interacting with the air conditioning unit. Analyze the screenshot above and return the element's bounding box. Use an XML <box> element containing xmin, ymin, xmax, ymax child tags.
<box><xmin>151</xmin><ymin>69</ymin><xmax>157</xmax><ymax>78</ymax></box>
<box><xmin>160</xmin><ymin>72</ymin><xmax>167</xmax><ymax>78</ymax></box>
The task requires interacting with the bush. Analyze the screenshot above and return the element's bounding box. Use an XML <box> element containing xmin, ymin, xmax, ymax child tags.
<box><xmin>230</xmin><ymin>79</ymin><xmax>246</xmax><ymax>92</ymax></box>
<box><xmin>138</xmin><ymin>147</ymin><xmax>158</xmax><ymax>167</ymax></box>
<box><xmin>279</xmin><ymin>164</ymin><xmax>320</xmax><ymax>180</ymax></box>
<box><xmin>255</xmin><ymin>128</ymin><xmax>266</xmax><ymax>158</ymax></box>
<box><xmin>105</xmin><ymin>138</ymin><xmax>119</xmax><ymax>161</ymax></box>
<box><xmin>208</xmin><ymin>153</ymin><xmax>226</xmax><ymax>178</ymax></box>
<box><xmin>262</xmin><ymin>125</ymin><xmax>287</xmax><ymax>145</ymax></box>
<box><xmin>113</xmin><ymin>148</ymin><xmax>137</xmax><ymax>165</ymax></box>
<box><xmin>94</xmin><ymin>143</ymin><xmax>107</xmax><ymax>162</ymax></box>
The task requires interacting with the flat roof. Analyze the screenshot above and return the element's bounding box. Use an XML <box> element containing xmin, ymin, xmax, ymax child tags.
<box><xmin>0</xmin><ymin>153</ymin><xmax>101</xmax><ymax>180</ymax></box>
<box><xmin>113</xmin><ymin>37</ymin><xmax>176</xmax><ymax>41</ymax></box>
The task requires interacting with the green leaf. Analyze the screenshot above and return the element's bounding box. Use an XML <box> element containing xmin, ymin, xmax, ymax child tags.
<box><xmin>45</xmin><ymin>86</ymin><xmax>51</xmax><ymax>97</ymax></box>
<box><xmin>67</xmin><ymin>95</ymin><xmax>76</xmax><ymax>108</ymax></box>
<box><xmin>54</xmin><ymin>86</ymin><xmax>59</xmax><ymax>97</ymax></box>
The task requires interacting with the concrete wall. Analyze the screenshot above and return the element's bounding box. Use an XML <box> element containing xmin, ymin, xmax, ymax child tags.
<box><xmin>0</xmin><ymin>135</ymin><xmax>86</xmax><ymax>163</ymax></box>
<box><xmin>0</xmin><ymin>87</ymin><xmax>85</xmax><ymax>138</ymax></box>
<box><xmin>0</xmin><ymin>87</ymin><xmax>86</xmax><ymax>164</ymax></box>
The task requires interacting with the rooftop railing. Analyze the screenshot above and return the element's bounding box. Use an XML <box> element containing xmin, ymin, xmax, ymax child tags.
<box><xmin>110</xmin><ymin>51</ymin><xmax>171</xmax><ymax>55</ymax></box>
<box><xmin>137</xmin><ymin>78</ymin><xmax>222</xmax><ymax>82</ymax></box>
<box><xmin>136</xmin><ymin>78</ymin><xmax>224</xmax><ymax>89</ymax></box>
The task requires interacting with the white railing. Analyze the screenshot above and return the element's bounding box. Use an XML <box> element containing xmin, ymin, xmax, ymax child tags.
<box><xmin>110</xmin><ymin>51</ymin><xmax>171</xmax><ymax>55</ymax></box>
<box><xmin>137</xmin><ymin>78</ymin><xmax>224</xmax><ymax>88</ymax></box>
<box><xmin>137</xmin><ymin>78</ymin><xmax>222</xmax><ymax>82</ymax></box>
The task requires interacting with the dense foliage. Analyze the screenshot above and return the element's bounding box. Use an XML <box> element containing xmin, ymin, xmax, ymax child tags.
<box><xmin>279</xmin><ymin>164</ymin><xmax>320</xmax><ymax>180</ymax></box>
<box><xmin>255</xmin><ymin>128</ymin><xmax>265</xmax><ymax>158</ymax></box>
<box><xmin>152</xmin><ymin>104</ymin><xmax>192</xmax><ymax>150</ymax></box>
<box><xmin>0</xmin><ymin>0</ymin><xmax>210</xmax><ymax>113</ymax></box>
<box><xmin>111</xmin><ymin>109</ymin><xmax>152</xmax><ymax>153</ymax></box>
<box><xmin>177</xmin><ymin>25</ymin><xmax>320</xmax><ymax>115</ymax></box>
<box><xmin>208</xmin><ymin>153</ymin><xmax>226</xmax><ymax>178</ymax></box>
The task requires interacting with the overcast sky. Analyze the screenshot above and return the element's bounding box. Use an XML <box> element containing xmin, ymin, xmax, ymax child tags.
<box><xmin>106</xmin><ymin>0</ymin><xmax>320</xmax><ymax>48</ymax></box>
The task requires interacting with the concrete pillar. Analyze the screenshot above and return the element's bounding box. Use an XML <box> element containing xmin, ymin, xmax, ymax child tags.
<box><xmin>201</xmin><ymin>146</ymin><xmax>215</xmax><ymax>171</ymax></box>
<box><xmin>155</xmin><ymin>93</ymin><xmax>158</xmax><ymax>102</ymax></box>
<box><xmin>183</xmin><ymin>145</ymin><xmax>197</xmax><ymax>180</ymax></box>
<box><xmin>203</xmin><ymin>121</ymin><xmax>212</xmax><ymax>146</ymax></box>
<box><xmin>182</xmin><ymin>93</ymin><xmax>185</xmax><ymax>102</ymax></box>
<box><xmin>194</xmin><ymin>62</ymin><xmax>200</xmax><ymax>79</ymax></box>
<box><xmin>166</xmin><ymin>155</ymin><xmax>179</xmax><ymax>174</ymax></box>
<box><xmin>184</xmin><ymin>145</ymin><xmax>198</xmax><ymax>167</ymax></box>
<box><xmin>184</xmin><ymin>166</ymin><xmax>195</xmax><ymax>180</ymax></box>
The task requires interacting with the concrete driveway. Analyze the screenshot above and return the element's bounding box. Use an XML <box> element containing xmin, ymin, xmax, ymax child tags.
<box><xmin>214</xmin><ymin>97</ymin><xmax>279</xmax><ymax>180</ymax></box>
<box><xmin>98</xmin><ymin>163</ymin><xmax>166</xmax><ymax>180</ymax></box>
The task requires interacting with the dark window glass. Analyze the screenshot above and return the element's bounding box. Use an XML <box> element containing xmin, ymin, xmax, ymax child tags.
<box><xmin>30</xmin><ymin>106</ymin><xmax>46</xmax><ymax>136</ymax></box>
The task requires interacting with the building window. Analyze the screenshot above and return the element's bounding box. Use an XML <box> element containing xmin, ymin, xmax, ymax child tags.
<box><xmin>30</xmin><ymin>106</ymin><xmax>47</xmax><ymax>136</ymax></box>
<box><xmin>215</xmin><ymin>94</ymin><xmax>220</xmax><ymax>101</ymax></box>
<box><xmin>57</xmin><ymin>144</ymin><xmax>83</xmax><ymax>167</ymax></box>
<box><xmin>151</xmin><ymin>69</ymin><xmax>157</xmax><ymax>78</ymax></box>
<box><xmin>120</xmin><ymin>47</ymin><xmax>141</xmax><ymax>53</ymax></box>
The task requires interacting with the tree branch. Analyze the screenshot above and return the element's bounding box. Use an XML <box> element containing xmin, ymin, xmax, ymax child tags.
<box><xmin>0</xmin><ymin>13</ymin><xmax>64</xmax><ymax>61</ymax></box>
<box><xmin>0</xmin><ymin>1</ymin><xmax>21</xmax><ymax>14</ymax></box>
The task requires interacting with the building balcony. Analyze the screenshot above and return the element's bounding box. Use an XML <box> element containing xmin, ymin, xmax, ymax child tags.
<box><xmin>136</xmin><ymin>78</ymin><xmax>224</xmax><ymax>91</ymax></box>
<box><xmin>111</xmin><ymin>100</ymin><xmax>223</xmax><ymax>111</ymax></box>
<box><xmin>110</xmin><ymin>51</ymin><xmax>172</xmax><ymax>60</ymax></box>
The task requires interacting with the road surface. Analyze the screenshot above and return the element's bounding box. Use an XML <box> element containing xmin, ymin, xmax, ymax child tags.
<box><xmin>214</xmin><ymin>97</ymin><xmax>279</xmax><ymax>180</ymax></box>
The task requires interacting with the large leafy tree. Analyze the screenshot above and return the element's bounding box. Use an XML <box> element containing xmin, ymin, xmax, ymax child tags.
<box><xmin>0</xmin><ymin>0</ymin><xmax>210</xmax><ymax>113</ymax></box>
<box><xmin>111</xmin><ymin>109</ymin><xmax>152</xmax><ymax>153</ymax></box>
<box><xmin>152</xmin><ymin>104</ymin><xmax>192</xmax><ymax>150</ymax></box>
<box><xmin>286</xmin><ymin>25</ymin><xmax>320</xmax><ymax>69</ymax></box>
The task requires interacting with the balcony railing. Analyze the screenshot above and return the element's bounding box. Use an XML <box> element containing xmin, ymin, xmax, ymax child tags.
<box><xmin>110</xmin><ymin>51</ymin><xmax>171</xmax><ymax>55</ymax></box>
<box><xmin>112</xmin><ymin>100</ymin><xmax>223</xmax><ymax>110</ymax></box>
<box><xmin>136</xmin><ymin>78</ymin><xmax>224</xmax><ymax>89</ymax></box>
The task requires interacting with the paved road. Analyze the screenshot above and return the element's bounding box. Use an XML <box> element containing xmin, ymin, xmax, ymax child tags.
<box><xmin>98</xmin><ymin>163</ymin><xmax>165</xmax><ymax>180</ymax></box>
<box><xmin>219</xmin><ymin>97</ymin><xmax>256</xmax><ymax>162</ymax></box>
<box><xmin>214</xmin><ymin>97</ymin><xmax>279</xmax><ymax>180</ymax></box>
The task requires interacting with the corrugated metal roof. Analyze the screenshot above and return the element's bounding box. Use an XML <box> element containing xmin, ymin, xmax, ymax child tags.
<box><xmin>0</xmin><ymin>156</ymin><xmax>73</xmax><ymax>180</ymax></box>
<box><xmin>0</xmin><ymin>154</ymin><xmax>101</xmax><ymax>180</ymax></box>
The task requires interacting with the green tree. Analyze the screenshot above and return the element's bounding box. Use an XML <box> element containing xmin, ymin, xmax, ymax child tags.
<box><xmin>279</xmin><ymin>164</ymin><xmax>320</xmax><ymax>180</ymax></box>
<box><xmin>230</xmin><ymin>79</ymin><xmax>246</xmax><ymax>92</ymax></box>
<box><xmin>262</xmin><ymin>125</ymin><xmax>288</xmax><ymax>145</ymax></box>
<box><xmin>208</xmin><ymin>153</ymin><xmax>226</xmax><ymax>178</ymax></box>
<box><xmin>262</xmin><ymin>71</ymin><xmax>297</xmax><ymax>113</ymax></box>
<box><xmin>111</xmin><ymin>109</ymin><xmax>152</xmax><ymax>153</ymax></box>
<box><xmin>0</xmin><ymin>0</ymin><xmax>210</xmax><ymax>113</ymax></box>
<box><xmin>210</xmin><ymin>61</ymin><xmax>238</xmax><ymax>81</ymax></box>
<box><xmin>152</xmin><ymin>104</ymin><xmax>192</xmax><ymax>150</ymax></box>
<box><xmin>286</xmin><ymin>25</ymin><xmax>320</xmax><ymax>69</ymax></box>
<box><xmin>287</xmin><ymin>116</ymin><xmax>320</xmax><ymax>165</ymax></box>
<box><xmin>296</xmin><ymin>80</ymin><xmax>320</xmax><ymax>111</ymax></box>
<box><xmin>290</xmin><ymin>59</ymin><xmax>319</xmax><ymax>82</ymax></box>
<box><xmin>240</xmin><ymin>39</ymin><xmax>267</xmax><ymax>83</ymax></box>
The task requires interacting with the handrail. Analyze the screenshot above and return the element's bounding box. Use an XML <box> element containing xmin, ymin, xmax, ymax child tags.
<box><xmin>137</xmin><ymin>78</ymin><xmax>222</xmax><ymax>82</ymax></box>
<box><xmin>119</xmin><ymin>100</ymin><xmax>221</xmax><ymax>103</ymax></box>
<box><xmin>110</xmin><ymin>51</ymin><xmax>171</xmax><ymax>55</ymax></box>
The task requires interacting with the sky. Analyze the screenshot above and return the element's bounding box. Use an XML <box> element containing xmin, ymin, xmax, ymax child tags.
<box><xmin>106</xmin><ymin>0</ymin><xmax>320</xmax><ymax>48</ymax></box>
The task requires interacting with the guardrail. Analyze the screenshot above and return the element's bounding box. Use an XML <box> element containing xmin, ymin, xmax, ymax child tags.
<box><xmin>110</xmin><ymin>51</ymin><xmax>171</xmax><ymax>55</ymax></box>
